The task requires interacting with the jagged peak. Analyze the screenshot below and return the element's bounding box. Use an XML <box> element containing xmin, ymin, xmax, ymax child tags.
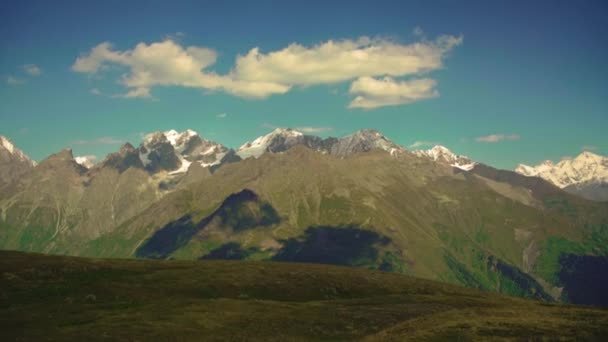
<box><xmin>53</xmin><ymin>148</ymin><xmax>75</xmax><ymax>160</ymax></box>
<box><xmin>413</xmin><ymin>145</ymin><xmax>477</xmax><ymax>171</ymax></box>
<box><xmin>0</xmin><ymin>135</ymin><xmax>36</xmax><ymax>166</ymax></box>
<box><xmin>119</xmin><ymin>142</ymin><xmax>136</xmax><ymax>154</ymax></box>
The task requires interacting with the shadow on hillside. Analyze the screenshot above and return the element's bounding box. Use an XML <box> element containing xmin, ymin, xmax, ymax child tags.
<box><xmin>272</xmin><ymin>225</ymin><xmax>391</xmax><ymax>266</ymax></box>
<box><xmin>198</xmin><ymin>225</ymin><xmax>393</xmax><ymax>268</ymax></box>
<box><xmin>136</xmin><ymin>189</ymin><xmax>280</xmax><ymax>259</ymax></box>
<box><xmin>200</xmin><ymin>242</ymin><xmax>259</xmax><ymax>260</ymax></box>
<box><xmin>559</xmin><ymin>254</ymin><xmax>608</xmax><ymax>307</ymax></box>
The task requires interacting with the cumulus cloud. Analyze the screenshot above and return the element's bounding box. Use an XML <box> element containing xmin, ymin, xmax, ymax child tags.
<box><xmin>216</xmin><ymin>112</ymin><xmax>228</xmax><ymax>119</ymax></box>
<box><xmin>348</xmin><ymin>76</ymin><xmax>438</xmax><ymax>108</ymax></box>
<box><xmin>475</xmin><ymin>134</ymin><xmax>520</xmax><ymax>143</ymax></box>
<box><xmin>233</xmin><ymin>35</ymin><xmax>462</xmax><ymax>86</ymax></box>
<box><xmin>23</xmin><ymin>64</ymin><xmax>42</xmax><ymax>76</ymax></box>
<box><xmin>409</xmin><ymin>140</ymin><xmax>440</xmax><ymax>149</ymax></box>
<box><xmin>72</xmin><ymin>33</ymin><xmax>462</xmax><ymax>106</ymax></box>
<box><xmin>72</xmin><ymin>40</ymin><xmax>288</xmax><ymax>99</ymax></box>
<box><xmin>72</xmin><ymin>137</ymin><xmax>124</xmax><ymax>145</ymax></box>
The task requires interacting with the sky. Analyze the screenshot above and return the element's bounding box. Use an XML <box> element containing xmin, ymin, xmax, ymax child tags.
<box><xmin>0</xmin><ymin>0</ymin><xmax>607</xmax><ymax>169</ymax></box>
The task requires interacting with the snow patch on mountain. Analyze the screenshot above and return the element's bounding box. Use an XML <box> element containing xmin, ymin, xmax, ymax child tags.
<box><xmin>140</xmin><ymin>129</ymin><xmax>231</xmax><ymax>174</ymax></box>
<box><xmin>515</xmin><ymin>151</ymin><xmax>608</xmax><ymax>188</ymax></box>
<box><xmin>0</xmin><ymin>135</ymin><xmax>36</xmax><ymax>166</ymax></box>
<box><xmin>413</xmin><ymin>145</ymin><xmax>476</xmax><ymax>171</ymax></box>
<box><xmin>237</xmin><ymin>128</ymin><xmax>304</xmax><ymax>159</ymax></box>
<box><xmin>75</xmin><ymin>155</ymin><xmax>97</xmax><ymax>169</ymax></box>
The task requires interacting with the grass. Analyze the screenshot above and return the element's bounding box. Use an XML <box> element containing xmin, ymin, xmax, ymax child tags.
<box><xmin>1</xmin><ymin>251</ymin><xmax>607</xmax><ymax>341</ymax></box>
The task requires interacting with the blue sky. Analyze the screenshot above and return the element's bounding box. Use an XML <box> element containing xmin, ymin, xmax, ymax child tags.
<box><xmin>0</xmin><ymin>0</ymin><xmax>606</xmax><ymax>169</ymax></box>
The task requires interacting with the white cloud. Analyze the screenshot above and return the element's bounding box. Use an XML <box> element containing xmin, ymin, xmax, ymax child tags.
<box><xmin>120</xmin><ymin>87</ymin><xmax>153</xmax><ymax>99</ymax></box>
<box><xmin>72</xmin><ymin>40</ymin><xmax>289</xmax><ymax>99</ymax></box>
<box><xmin>348</xmin><ymin>76</ymin><xmax>438</xmax><ymax>109</ymax></box>
<box><xmin>72</xmin><ymin>33</ymin><xmax>462</xmax><ymax>107</ymax></box>
<box><xmin>23</xmin><ymin>64</ymin><xmax>42</xmax><ymax>76</ymax></box>
<box><xmin>233</xmin><ymin>35</ymin><xmax>462</xmax><ymax>86</ymax></box>
<box><xmin>409</xmin><ymin>140</ymin><xmax>439</xmax><ymax>149</ymax></box>
<box><xmin>295</xmin><ymin>126</ymin><xmax>333</xmax><ymax>134</ymax></box>
<box><xmin>72</xmin><ymin>137</ymin><xmax>124</xmax><ymax>145</ymax></box>
<box><xmin>475</xmin><ymin>134</ymin><xmax>520</xmax><ymax>143</ymax></box>
<box><xmin>90</xmin><ymin>88</ymin><xmax>102</xmax><ymax>95</ymax></box>
<box><xmin>216</xmin><ymin>113</ymin><xmax>228</xmax><ymax>118</ymax></box>
<box><xmin>7</xmin><ymin>76</ymin><xmax>25</xmax><ymax>85</ymax></box>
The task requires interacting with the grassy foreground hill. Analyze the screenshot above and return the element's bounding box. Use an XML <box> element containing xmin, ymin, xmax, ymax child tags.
<box><xmin>1</xmin><ymin>251</ymin><xmax>607</xmax><ymax>341</ymax></box>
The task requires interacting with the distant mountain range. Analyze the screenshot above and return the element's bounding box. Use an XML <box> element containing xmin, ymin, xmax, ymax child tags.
<box><xmin>1</xmin><ymin>129</ymin><xmax>607</xmax><ymax>306</ymax></box>
<box><xmin>5</xmin><ymin>129</ymin><xmax>604</xmax><ymax>200</ymax></box>
<box><xmin>516</xmin><ymin>152</ymin><xmax>608</xmax><ymax>201</ymax></box>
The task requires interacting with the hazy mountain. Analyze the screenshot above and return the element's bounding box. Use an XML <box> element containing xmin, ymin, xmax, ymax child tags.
<box><xmin>0</xmin><ymin>135</ymin><xmax>36</xmax><ymax>188</ymax></box>
<box><xmin>516</xmin><ymin>151</ymin><xmax>608</xmax><ymax>201</ymax></box>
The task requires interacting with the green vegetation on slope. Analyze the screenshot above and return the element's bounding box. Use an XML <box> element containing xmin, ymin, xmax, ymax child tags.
<box><xmin>1</xmin><ymin>251</ymin><xmax>607</xmax><ymax>341</ymax></box>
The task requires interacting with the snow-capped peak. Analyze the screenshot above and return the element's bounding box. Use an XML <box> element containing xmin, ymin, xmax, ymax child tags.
<box><xmin>0</xmin><ymin>135</ymin><xmax>36</xmax><ymax>166</ymax></box>
<box><xmin>237</xmin><ymin>128</ymin><xmax>304</xmax><ymax>159</ymax></box>
<box><xmin>329</xmin><ymin>129</ymin><xmax>407</xmax><ymax>157</ymax></box>
<box><xmin>163</xmin><ymin>129</ymin><xmax>198</xmax><ymax>149</ymax></box>
<box><xmin>0</xmin><ymin>135</ymin><xmax>15</xmax><ymax>154</ymax></box>
<box><xmin>75</xmin><ymin>155</ymin><xmax>97</xmax><ymax>169</ymax></box>
<box><xmin>139</xmin><ymin>129</ymin><xmax>230</xmax><ymax>174</ymax></box>
<box><xmin>413</xmin><ymin>145</ymin><xmax>477</xmax><ymax>171</ymax></box>
<box><xmin>515</xmin><ymin>151</ymin><xmax>608</xmax><ymax>188</ymax></box>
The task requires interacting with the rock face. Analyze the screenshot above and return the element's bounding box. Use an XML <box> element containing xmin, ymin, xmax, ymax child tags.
<box><xmin>139</xmin><ymin>129</ymin><xmax>236</xmax><ymax>174</ymax></box>
<box><xmin>412</xmin><ymin>145</ymin><xmax>477</xmax><ymax>171</ymax></box>
<box><xmin>98</xmin><ymin>143</ymin><xmax>145</xmax><ymax>173</ymax></box>
<box><xmin>329</xmin><ymin>129</ymin><xmax>406</xmax><ymax>157</ymax></box>
<box><xmin>237</xmin><ymin>128</ymin><xmax>329</xmax><ymax>159</ymax></box>
<box><xmin>515</xmin><ymin>151</ymin><xmax>608</xmax><ymax>201</ymax></box>
<box><xmin>0</xmin><ymin>135</ymin><xmax>36</xmax><ymax>188</ymax></box>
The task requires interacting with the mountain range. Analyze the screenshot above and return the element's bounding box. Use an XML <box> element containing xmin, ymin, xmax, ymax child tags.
<box><xmin>1</xmin><ymin>129</ymin><xmax>607</xmax><ymax>307</ymax></box>
<box><xmin>516</xmin><ymin>152</ymin><xmax>608</xmax><ymax>201</ymax></box>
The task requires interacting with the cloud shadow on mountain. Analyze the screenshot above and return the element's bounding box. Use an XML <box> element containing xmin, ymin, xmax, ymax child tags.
<box><xmin>136</xmin><ymin>189</ymin><xmax>280</xmax><ymax>259</ymax></box>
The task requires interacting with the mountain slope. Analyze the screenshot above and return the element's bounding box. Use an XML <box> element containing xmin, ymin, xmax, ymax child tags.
<box><xmin>0</xmin><ymin>135</ymin><xmax>36</xmax><ymax>189</ymax></box>
<box><xmin>2</xmin><ymin>130</ymin><xmax>607</xmax><ymax>306</ymax></box>
<box><xmin>516</xmin><ymin>151</ymin><xmax>608</xmax><ymax>201</ymax></box>
<box><xmin>80</xmin><ymin>146</ymin><xmax>608</xmax><ymax>304</ymax></box>
<box><xmin>2</xmin><ymin>251</ymin><xmax>607</xmax><ymax>341</ymax></box>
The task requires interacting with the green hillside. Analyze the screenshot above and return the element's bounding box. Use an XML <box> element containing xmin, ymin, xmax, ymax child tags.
<box><xmin>2</xmin><ymin>147</ymin><xmax>607</xmax><ymax>306</ymax></box>
<box><xmin>1</xmin><ymin>251</ymin><xmax>607</xmax><ymax>341</ymax></box>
